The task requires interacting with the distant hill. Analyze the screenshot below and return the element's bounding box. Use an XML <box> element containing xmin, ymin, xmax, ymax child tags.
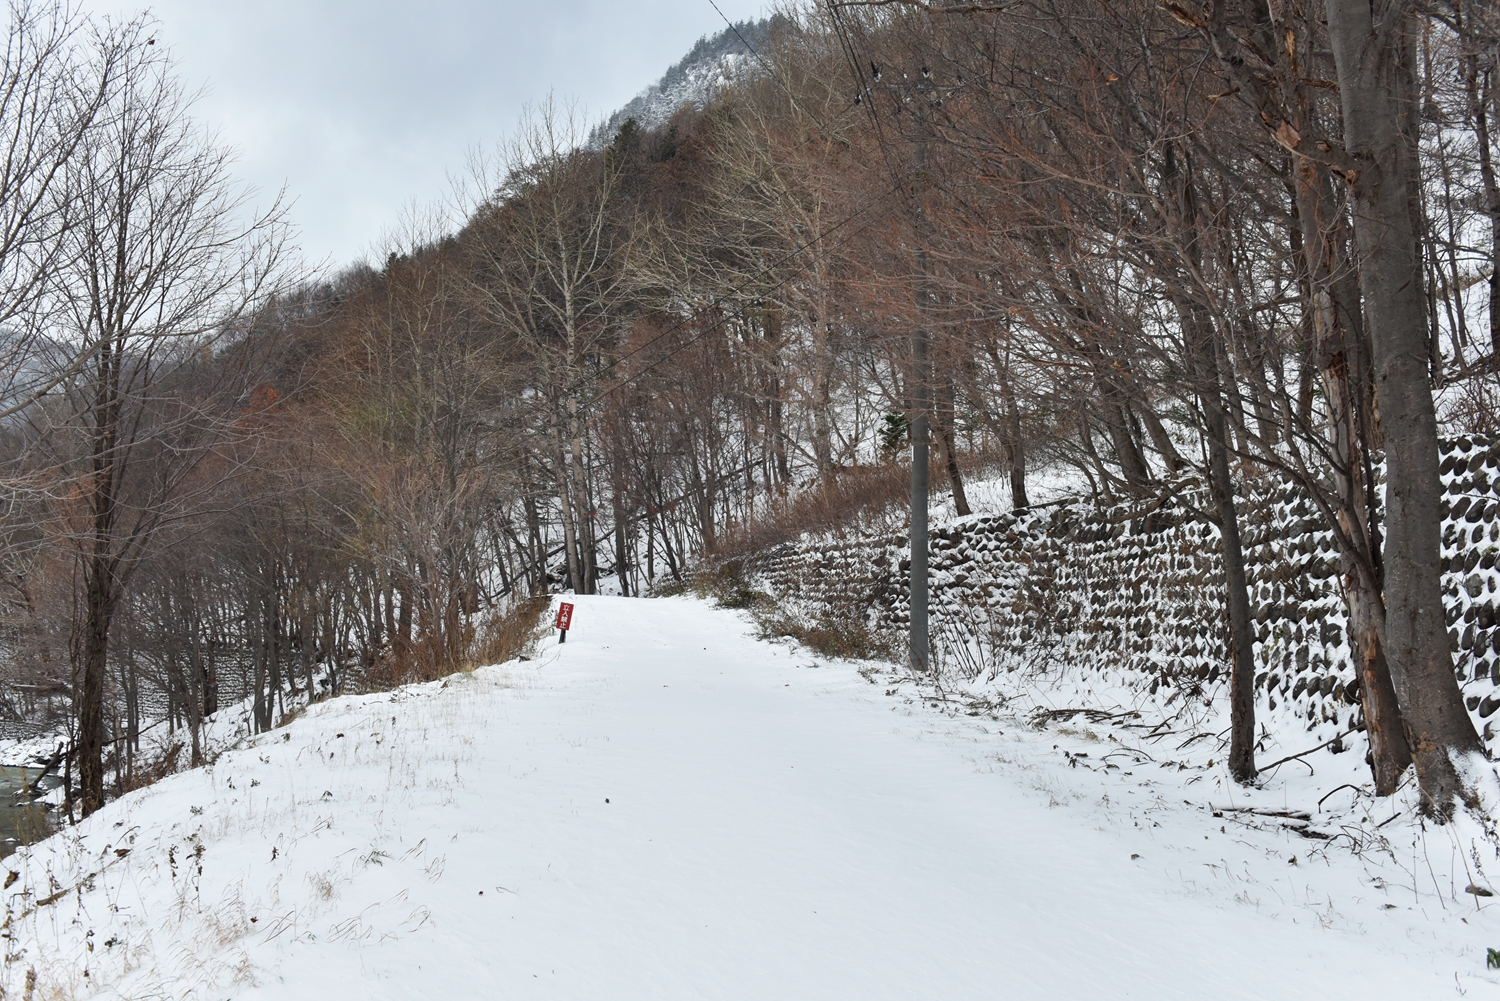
<box><xmin>590</xmin><ymin>18</ymin><xmax>779</xmax><ymax>146</ymax></box>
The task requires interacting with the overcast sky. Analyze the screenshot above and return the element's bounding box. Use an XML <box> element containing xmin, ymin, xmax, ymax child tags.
<box><xmin>85</xmin><ymin>0</ymin><xmax>770</xmax><ymax>271</ymax></box>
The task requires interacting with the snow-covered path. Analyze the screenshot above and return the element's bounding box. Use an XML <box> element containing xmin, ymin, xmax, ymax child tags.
<box><xmin>9</xmin><ymin>596</ymin><xmax>1498</xmax><ymax>998</ymax></box>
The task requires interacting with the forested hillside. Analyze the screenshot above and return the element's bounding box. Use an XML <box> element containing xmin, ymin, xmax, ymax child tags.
<box><xmin>0</xmin><ymin>0</ymin><xmax>1496</xmax><ymax>830</ymax></box>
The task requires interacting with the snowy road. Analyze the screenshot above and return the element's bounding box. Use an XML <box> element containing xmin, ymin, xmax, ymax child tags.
<box><xmin>9</xmin><ymin>595</ymin><xmax>1497</xmax><ymax>998</ymax></box>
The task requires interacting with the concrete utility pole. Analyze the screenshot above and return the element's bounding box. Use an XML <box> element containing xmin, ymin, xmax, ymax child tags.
<box><xmin>910</xmin><ymin>310</ymin><xmax>929</xmax><ymax>672</ymax></box>
<box><xmin>909</xmin><ymin>90</ymin><xmax>932</xmax><ymax>674</ymax></box>
<box><xmin>860</xmin><ymin>59</ymin><xmax>953</xmax><ymax>674</ymax></box>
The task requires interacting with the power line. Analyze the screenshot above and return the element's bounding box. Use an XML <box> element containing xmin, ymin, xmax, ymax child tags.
<box><xmin>827</xmin><ymin>3</ymin><xmax>905</xmax><ymax>192</ymax></box>
<box><xmin>704</xmin><ymin>0</ymin><xmax>833</xmax><ymax>136</ymax></box>
<box><xmin>826</xmin><ymin>0</ymin><xmax>950</xmax><ymax>674</ymax></box>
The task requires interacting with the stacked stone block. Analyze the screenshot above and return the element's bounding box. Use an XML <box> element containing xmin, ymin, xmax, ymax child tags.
<box><xmin>752</xmin><ymin>437</ymin><xmax>1500</xmax><ymax>744</ymax></box>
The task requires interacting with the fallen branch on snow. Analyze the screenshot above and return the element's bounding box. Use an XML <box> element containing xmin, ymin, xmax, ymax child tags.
<box><xmin>1029</xmin><ymin>707</ymin><xmax>1143</xmax><ymax>726</ymax></box>
<box><xmin>1256</xmin><ymin>724</ymin><xmax>1362</xmax><ymax>778</ymax></box>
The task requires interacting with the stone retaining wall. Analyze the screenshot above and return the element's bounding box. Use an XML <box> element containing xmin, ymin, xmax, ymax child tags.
<box><xmin>753</xmin><ymin>437</ymin><xmax>1500</xmax><ymax>745</ymax></box>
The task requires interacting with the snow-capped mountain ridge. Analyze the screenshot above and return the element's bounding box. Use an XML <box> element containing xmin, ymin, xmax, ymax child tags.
<box><xmin>591</xmin><ymin>18</ymin><xmax>778</xmax><ymax>145</ymax></box>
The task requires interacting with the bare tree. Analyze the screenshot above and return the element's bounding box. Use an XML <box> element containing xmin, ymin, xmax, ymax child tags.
<box><xmin>465</xmin><ymin>97</ymin><xmax>635</xmax><ymax>595</ymax></box>
<box><xmin>1323</xmin><ymin>0</ymin><xmax>1483</xmax><ymax>814</ymax></box>
<box><xmin>0</xmin><ymin>2</ymin><xmax>120</xmax><ymax>421</ymax></box>
<box><xmin>36</xmin><ymin>22</ymin><xmax>294</xmax><ymax>815</ymax></box>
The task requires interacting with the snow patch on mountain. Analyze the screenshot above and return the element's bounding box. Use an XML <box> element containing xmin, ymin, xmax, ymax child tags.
<box><xmin>591</xmin><ymin>19</ymin><xmax>777</xmax><ymax>146</ymax></box>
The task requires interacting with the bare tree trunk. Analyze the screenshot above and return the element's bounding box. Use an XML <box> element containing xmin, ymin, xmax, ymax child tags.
<box><xmin>811</xmin><ymin>296</ymin><xmax>835</xmax><ymax>478</ymax></box>
<box><xmin>267</xmin><ymin>579</ymin><xmax>283</xmax><ymax>720</ymax></box>
<box><xmin>765</xmin><ymin>306</ymin><xmax>791</xmax><ymax>489</ymax></box>
<box><xmin>77</xmin><ymin>343</ymin><xmax>123</xmax><ymax>816</ymax></box>
<box><xmin>1139</xmin><ymin>406</ymin><xmax>1185</xmax><ymax>474</ymax></box>
<box><xmin>554</xmin><ymin>444</ymin><xmax>583</xmax><ymax>592</ymax></box>
<box><xmin>610</xmin><ymin>443</ymin><xmax>631</xmax><ymax>596</ymax></box>
<box><xmin>524</xmin><ymin>488</ymin><xmax>545</xmax><ymax>595</ymax></box>
<box><xmin>1079</xmin><ymin>414</ymin><xmax>1118</xmax><ymax>505</ymax></box>
<box><xmin>936</xmin><ymin>377</ymin><xmax>970</xmax><ymax>516</ymax></box>
<box><xmin>251</xmin><ymin>594</ymin><xmax>268</xmax><ymax>732</ymax></box>
<box><xmin>645</xmin><ymin>510</ymin><xmax>656</xmax><ymax>585</ymax></box>
<box><xmin>1193</xmin><ymin>0</ymin><xmax>1412</xmax><ymax>790</ymax></box>
<box><xmin>1102</xmin><ymin>397</ymin><xmax>1152</xmax><ymax>489</ymax></box>
<box><xmin>77</xmin><ymin>548</ymin><xmax>114</xmax><ymax>815</ymax></box>
<box><xmin>1176</xmin><ymin>295</ymin><xmax>1258</xmax><ymax>783</ymax></box>
<box><xmin>1161</xmin><ymin>143</ymin><xmax>1257</xmax><ymax>782</ymax></box>
<box><xmin>396</xmin><ymin>579</ymin><xmax>412</xmax><ymax>653</ymax></box>
<box><xmin>202</xmin><ymin>631</ymin><xmax>217</xmax><ymax>718</ymax></box>
<box><xmin>1325</xmin><ymin>0</ymin><xmax>1482</xmax><ymax>814</ymax></box>
<box><xmin>1200</xmin><ymin>374</ymin><xmax>1258</xmax><ymax>784</ymax></box>
<box><xmin>125</xmin><ymin>644</ymin><xmax>138</xmax><ymax>767</ymax></box>
<box><xmin>1455</xmin><ymin>3</ymin><xmax>1500</xmax><ymax>357</ymax></box>
<box><xmin>569</xmin><ymin>425</ymin><xmax>598</xmax><ymax>595</ymax></box>
<box><xmin>999</xmin><ymin>375</ymin><xmax>1029</xmax><ymax>510</ymax></box>
<box><xmin>300</xmin><ymin>603</ymin><xmax>315</xmax><ymax>697</ymax></box>
<box><xmin>185</xmin><ymin>642</ymin><xmax>202</xmax><ymax>768</ymax></box>
<box><xmin>1294</xmin><ymin>155</ymin><xmax>1414</xmax><ymax>791</ymax></box>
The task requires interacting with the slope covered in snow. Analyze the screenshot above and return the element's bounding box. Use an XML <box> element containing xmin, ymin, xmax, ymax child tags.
<box><xmin>7</xmin><ymin>595</ymin><xmax>1500</xmax><ymax>998</ymax></box>
<box><xmin>591</xmin><ymin>19</ymin><xmax>775</xmax><ymax>145</ymax></box>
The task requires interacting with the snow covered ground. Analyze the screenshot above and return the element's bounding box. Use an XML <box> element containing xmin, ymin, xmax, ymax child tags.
<box><xmin>7</xmin><ymin>595</ymin><xmax>1500</xmax><ymax>998</ymax></box>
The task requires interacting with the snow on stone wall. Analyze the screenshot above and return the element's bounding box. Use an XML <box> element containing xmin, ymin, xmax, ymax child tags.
<box><xmin>754</xmin><ymin>436</ymin><xmax>1500</xmax><ymax>751</ymax></box>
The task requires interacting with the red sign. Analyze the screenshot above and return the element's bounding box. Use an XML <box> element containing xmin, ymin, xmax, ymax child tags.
<box><xmin>555</xmin><ymin>602</ymin><xmax>575</xmax><ymax>631</ymax></box>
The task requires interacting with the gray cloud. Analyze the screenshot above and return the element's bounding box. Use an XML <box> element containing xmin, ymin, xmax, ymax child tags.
<box><xmin>86</xmin><ymin>0</ymin><xmax>769</xmax><ymax>269</ymax></box>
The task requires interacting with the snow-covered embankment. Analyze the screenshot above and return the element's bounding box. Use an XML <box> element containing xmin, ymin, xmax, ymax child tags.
<box><xmin>5</xmin><ymin>595</ymin><xmax>1498</xmax><ymax>998</ymax></box>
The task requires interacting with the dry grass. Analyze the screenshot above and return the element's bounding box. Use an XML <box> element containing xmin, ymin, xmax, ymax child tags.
<box><xmin>709</xmin><ymin>463</ymin><xmax>911</xmax><ymax>561</ymax></box>
<box><xmin>111</xmin><ymin>740</ymin><xmax>186</xmax><ymax>799</ymax></box>
<box><xmin>360</xmin><ymin>594</ymin><xmax>549</xmax><ymax>690</ymax></box>
<box><xmin>688</xmin><ymin>559</ymin><xmax>775</xmax><ymax>610</ymax></box>
<box><xmin>468</xmin><ymin>595</ymin><xmax>550</xmax><ymax>668</ymax></box>
<box><xmin>678</xmin><ymin>466</ymin><xmax>912</xmax><ymax>665</ymax></box>
<box><xmin>691</xmin><ymin>556</ymin><xmax>900</xmax><ymax>664</ymax></box>
<box><xmin>757</xmin><ymin>610</ymin><xmax>901</xmax><ymax>662</ymax></box>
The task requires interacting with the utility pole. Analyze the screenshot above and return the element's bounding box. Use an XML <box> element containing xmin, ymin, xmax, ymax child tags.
<box><xmin>852</xmin><ymin>54</ymin><xmax>951</xmax><ymax>674</ymax></box>
<box><xmin>909</xmin><ymin>87</ymin><xmax>932</xmax><ymax>674</ymax></box>
<box><xmin>910</xmin><ymin>316</ymin><xmax>929</xmax><ymax>670</ymax></box>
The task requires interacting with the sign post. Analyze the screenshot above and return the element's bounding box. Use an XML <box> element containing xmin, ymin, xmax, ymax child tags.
<box><xmin>555</xmin><ymin>601</ymin><xmax>575</xmax><ymax>643</ymax></box>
